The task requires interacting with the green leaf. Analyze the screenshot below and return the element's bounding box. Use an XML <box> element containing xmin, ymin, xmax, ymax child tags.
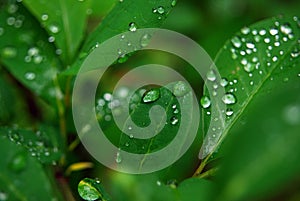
<box><xmin>200</xmin><ymin>15</ymin><xmax>300</xmax><ymax>161</ymax></box>
<box><xmin>0</xmin><ymin>127</ymin><xmax>62</xmax><ymax>165</ymax></box>
<box><xmin>96</xmin><ymin>81</ymin><xmax>198</xmax><ymax>173</ymax></box>
<box><xmin>0</xmin><ymin>134</ymin><xmax>63</xmax><ymax>201</ymax></box>
<box><xmin>0</xmin><ymin>1</ymin><xmax>63</xmax><ymax>105</ymax></box>
<box><xmin>22</xmin><ymin>0</ymin><xmax>90</xmax><ymax>64</ymax></box>
<box><xmin>215</xmin><ymin>80</ymin><xmax>300</xmax><ymax>201</ymax></box>
<box><xmin>63</xmin><ymin>0</ymin><xmax>177</xmax><ymax>75</ymax></box>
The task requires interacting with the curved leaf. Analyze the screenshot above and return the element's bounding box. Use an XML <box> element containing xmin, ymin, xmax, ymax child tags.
<box><xmin>22</xmin><ymin>0</ymin><xmax>89</xmax><ymax>64</ymax></box>
<box><xmin>63</xmin><ymin>0</ymin><xmax>177</xmax><ymax>75</ymax></box>
<box><xmin>0</xmin><ymin>0</ymin><xmax>63</xmax><ymax>105</ymax></box>
<box><xmin>200</xmin><ymin>15</ymin><xmax>300</xmax><ymax>161</ymax></box>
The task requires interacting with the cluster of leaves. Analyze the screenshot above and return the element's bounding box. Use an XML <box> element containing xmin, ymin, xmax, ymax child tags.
<box><xmin>0</xmin><ymin>0</ymin><xmax>299</xmax><ymax>200</ymax></box>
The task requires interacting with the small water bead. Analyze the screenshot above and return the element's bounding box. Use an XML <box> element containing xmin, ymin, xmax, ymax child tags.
<box><xmin>173</xmin><ymin>108</ymin><xmax>179</xmax><ymax>114</ymax></box>
<box><xmin>157</xmin><ymin>6</ymin><xmax>165</xmax><ymax>14</ymax></box>
<box><xmin>171</xmin><ymin>0</ymin><xmax>177</xmax><ymax>7</ymax></box>
<box><xmin>7</xmin><ymin>17</ymin><xmax>15</xmax><ymax>26</ymax></box>
<box><xmin>173</xmin><ymin>81</ymin><xmax>189</xmax><ymax>97</ymax></box>
<box><xmin>128</xmin><ymin>22</ymin><xmax>137</xmax><ymax>32</ymax></box>
<box><xmin>241</xmin><ymin>58</ymin><xmax>247</xmax><ymax>65</ymax></box>
<box><xmin>55</xmin><ymin>49</ymin><xmax>62</xmax><ymax>55</ymax></box>
<box><xmin>259</xmin><ymin>29</ymin><xmax>266</xmax><ymax>36</ymax></box>
<box><xmin>33</xmin><ymin>55</ymin><xmax>43</xmax><ymax>64</ymax></box>
<box><xmin>269</xmin><ymin>27</ymin><xmax>278</xmax><ymax>36</ymax></box>
<box><xmin>222</xmin><ymin>93</ymin><xmax>236</xmax><ymax>105</ymax></box>
<box><xmin>200</xmin><ymin>96</ymin><xmax>211</xmax><ymax>108</ymax></box>
<box><xmin>283</xmin><ymin>77</ymin><xmax>289</xmax><ymax>82</ymax></box>
<box><xmin>274</xmin><ymin>41</ymin><xmax>280</xmax><ymax>47</ymax></box>
<box><xmin>170</xmin><ymin>116</ymin><xmax>179</xmax><ymax>125</ymax></box>
<box><xmin>140</xmin><ymin>33</ymin><xmax>151</xmax><ymax>47</ymax></box>
<box><xmin>25</xmin><ymin>72</ymin><xmax>36</xmax><ymax>80</ymax></box>
<box><xmin>246</xmin><ymin>42</ymin><xmax>255</xmax><ymax>49</ymax></box>
<box><xmin>0</xmin><ymin>27</ymin><xmax>4</xmax><ymax>36</ymax></box>
<box><xmin>226</xmin><ymin>108</ymin><xmax>234</xmax><ymax>116</ymax></box>
<box><xmin>41</xmin><ymin>14</ymin><xmax>48</xmax><ymax>21</ymax></box>
<box><xmin>241</xmin><ymin>27</ymin><xmax>250</xmax><ymax>35</ymax></box>
<box><xmin>115</xmin><ymin>151</ymin><xmax>122</xmax><ymax>163</ymax></box>
<box><xmin>49</xmin><ymin>25</ymin><xmax>60</xmax><ymax>34</ymax></box>
<box><xmin>244</xmin><ymin>63</ymin><xmax>255</xmax><ymax>73</ymax></box>
<box><xmin>251</xmin><ymin>29</ymin><xmax>258</xmax><ymax>35</ymax></box>
<box><xmin>48</xmin><ymin>36</ymin><xmax>55</xmax><ymax>42</ymax></box>
<box><xmin>272</xmin><ymin>56</ymin><xmax>278</xmax><ymax>62</ymax></box>
<box><xmin>264</xmin><ymin>38</ymin><xmax>270</xmax><ymax>43</ymax></box>
<box><xmin>280</xmin><ymin>23</ymin><xmax>292</xmax><ymax>35</ymax></box>
<box><xmin>291</xmin><ymin>50</ymin><xmax>300</xmax><ymax>58</ymax></box>
<box><xmin>142</xmin><ymin>88</ymin><xmax>160</xmax><ymax>103</ymax></box>
<box><xmin>10</xmin><ymin>152</ymin><xmax>27</xmax><ymax>172</ymax></box>
<box><xmin>206</xmin><ymin>70</ymin><xmax>216</xmax><ymax>81</ymax></box>
<box><xmin>220</xmin><ymin>78</ymin><xmax>228</xmax><ymax>87</ymax></box>
<box><xmin>250</xmin><ymin>80</ymin><xmax>254</xmax><ymax>85</ymax></box>
<box><xmin>1</xmin><ymin>46</ymin><xmax>17</xmax><ymax>58</ymax></box>
<box><xmin>231</xmin><ymin>36</ymin><xmax>242</xmax><ymax>48</ymax></box>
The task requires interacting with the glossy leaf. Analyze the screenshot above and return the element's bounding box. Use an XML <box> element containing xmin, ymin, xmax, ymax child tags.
<box><xmin>215</xmin><ymin>80</ymin><xmax>300</xmax><ymax>201</ymax></box>
<box><xmin>200</xmin><ymin>15</ymin><xmax>300</xmax><ymax>160</ymax></box>
<box><xmin>63</xmin><ymin>0</ymin><xmax>177</xmax><ymax>75</ymax></box>
<box><xmin>0</xmin><ymin>0</ymin><xmax>63</xmax><ymax>105</ymax></box>
<box><xmin>0</xmin><ymin>134</ymin><xmax>63</xmax><ymax>201</ymax></box>
<box><xmin>22</xmin><ymin>0</ymin><xmax>89</xmax><ymax>64</ymax></box>
<box><xmin>78</xmin><ymin>178</ymin><xmax>111</xmax><ymax>201</ymax></box>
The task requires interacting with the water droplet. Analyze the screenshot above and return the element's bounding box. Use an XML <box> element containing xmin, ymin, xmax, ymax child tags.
<box><xmin>156</xmin><ymin>180</ymin><xmax>162</xmax><ymax>186</ymax></box>
<box><xmin>56</xmin><ymin>49</ymin><xmax>62</xmax><ymax>55</ymax></box>
<box><xmin>6</xmin><ymin>17</ymin><xmax>15</xmax><ymax>26</ymax></box>
<box><xmin>103</xmin><ymin>93</ymin><xmax>112</xmax><ymax>101</ymax></box>
<box><xmin>259</xmin><ymin>29</ymin><xmax>266</xmax><ymax>35</ymax></box>
<box><xmin>280</xmin><ymin>23</ymin><xmax>292</xmax><ymax>35</ymax></box>
<box><xmin>246</xmin><ymin>42</ymin><xmax>255</xmax><ymax>49</ymax></box>
<box><xmin>24</xmin><ymin>72</ymin><xmax>36</xmax><ymax>80</ymax></box>
<box><xmin>269</xmin><ymin>27</ymin><xmax>278</xmax><ymax>35</ymax></box>
<box><xmin>0</xmin><ymin>27</ymin><xmax>4</xmax><ymax>36</ymax></box>
<box><xmin>220</xmin><ymin>78</ymin><xmax>228</xmax><ymax>87</ymax></box>
<box><xmin>170</xmin><ymin>116</ymin><xmax>179</xmax><ymax>125</ymax></box>
<box><xmin>222</xmin><ymin>93</ymin><xmax>236</xmax><ymax>105</ymax></box>
<box><xmin>264</xmin><ymin>38</ymin><xmax>270</xmax><ymax>43</ymax></box>
<box><xmin>173</xmin><ymin>81</ymin><xmax>189</xmax><ymax>97</ymax></box>
<box><xmin>142</xmin><ymin>88</ymin><xmax>160</xmax><ymax>103</ymax></box>
<box><xmin>78</xmin><ymin>178</ymin><xmax>101</xmax><ymax>201</ymax></box>
<box><xmin>206</xmin><ymin>70</ymin><xmax>216</xmax><ymax>81</ymax></box>
<box><xmin>171</xmin><ymin>0</ymin><xmax>177</xmax><ymax>7</ymax></box>
<box><xmin>200</xmin><ymin>96</ymin><xmax>211</xmax><ymax>108</ymax></box>
<box><xmin>41</xmin><ymin>14</ymin><xmax>48</xmax><ymax>21</ymax></box>
<box><xmin>128</xmin><ymin>22</ymin><xmax>137</xmax><ymax>32</ymax></box>
<box><xmin>283</xmin><ymin>105</ymin><xmax>300</xmax><ymax>125</ymax></box>
<box><xmin>231</xmin><ymin>36</ymin><xmax>242</xmax><ymax>48</ymax></box>
<box><xmin>173</xmin><ymin>108</ymin><xmax>179</xmax><ymax>114</ymax></box>
<box><xmin>157</xmin><ymin>6</ymin><xmax>165</xmax><ymax>14</ymax></box>
<box><xmin>244</xmin><ymin>63</ymin><xmax>255</xmax><ymax>73</ymax></box>
<box><xmin>48</xmin><ymin>36</ymin><xmax>55</xmax><ymax>42</ymax></box>
<box><xmin>241</xmin><ymin>27</ymin><xmax>250</xmax><ymax>35</ymax></box>
<box><xmin>272</xmin><ymin>56</ymin><xmax>278</xmax><ymax>62</ymax></box>
<box><xmin>226</xmin><ymin>108</ymin><xmax>234</xmax><ymax>116</ymax></box>
<box><xmin>113</xmin><ymin>152</ymin><xmax>122</xmax><ymax>165</ymax></box>
<box><xmin>49</xmin><ymin>24</ymin><xmax>60</xmax><ymax>34</ymax></box>
<box><xmin>283</xmin><ymin>77</ymin><xmax>289</xmax><ymax>82</ymax></box>
<box><xmin>140</xmin><ymin>34</ymin><xmax>151</xmax><ymax>47</ymax></box>
<box><xmin>1</xmin><ymin>46</ymin><xmax>17</xmax><ymax>58</ymax></box>
<box><xmin>28</xmin><ymin>47</ymin><xmax>39</xmax><ymax>56</ymax></box>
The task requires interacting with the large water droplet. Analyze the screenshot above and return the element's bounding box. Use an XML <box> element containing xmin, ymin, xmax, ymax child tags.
<box><xmin>142</xmin><ymin>88</ymin><xmax>160</xmax><ymax>103</ymax></box>
<box><xmin>222</xmin><ymin>93</ymin><xmax>236</xmax><ymax>105</ymax></box>
<box><xmin>128</xmin><ymin>22</ymin><xmax>137</xmax><ymax>32</ymax></box>
<box><xmin>78</xmin><ymin>178</ymin><xmax>101</xmax><ymax>201</ymax></box>
<box><xmin>173</xmin><ymin>81</ymin><xmax>189</xmax><ymax>97</ymax></box>
<box><xmin>200</xmin><ymin>96</ymin><xmax>211</xmax><ymax>108</ymax></box>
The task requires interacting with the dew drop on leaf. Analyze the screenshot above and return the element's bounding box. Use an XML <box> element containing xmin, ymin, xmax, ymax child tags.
<box><xmin>231</xmin><ymin>36</ymin><xmax>242</xmax><ymax>48</ymax></box>
<box><xmin>226</xmin><ymin>108</ymin><xmax>234</xmax><ymax>116</ymax></box>
<box><xmin>206</xmin><ymin>70</ymin><xmax>216</xmax><ymax>81</ymax></box>
<box><xmin>49</xmin><ymin>24</ymin><xmax>60</xmax><ymax>34</ymax></box>
<box><xmin>0</xmin><ymin>191</ymin><xmax>8</xmax><ymax>201</ymax></box>
<box><xmin>220</xmin><ymin>78</ymin><xmax>229</xmax><ymax>87</ymax></box>
<box><xmin>128</xmin><ymin>22</ymin><xmax>137</xmax><ymax>32</ymax></box>
<box><xmin>222</xmin><ymin>93</ymin><xmax>236</xmax><ymax>105</ymax></box>
<box><xmin>200</xmin><ymin>96</ymin><xmax>211</xmax><ymax>108</ymax></box>
<box><xmin>171</xmin><ymin>0</ymin><xmax>177</xmax><ymax>7</ymax></box>
<box><xmin>78</xmin><ymin>178</ymin><xmax>101</xmax><ymax>201</ymax></box>
<box><xmin>244</xmin><ymin>63</ymin><xmax>255</xmax><ymax>73</ymax></box>
<box><xmin>41</xmin><ymin>14</ymin><xmax>48</xmax><ymax>21</ymax></box>
<box><xmin>173</xmin><ymin>81</ymin><xmax>189</xmax><ymax>97</ymax></box>
<box><xmin>170</xmin><ymin>116</ymin><xmax>179</xmax><ymax>125</ymax></box>
<box><xmin>157</xmin><ymin>6</ymin><xmax>165</xmax><ymax>14</ymax></box>
<box><xmin>115</xmin><ymin>151</ymin><xmax>122</xmax><ymax>163</ymax></box>
<box><xmin>142</xmin><ymin>88</ymin><xmax>160</xmax><ymax>103</ymax></box>
<box><xmin>140</xmin><ymin>34</ymin><xmax>151</xmax><ymax>47</ymax></box>
<box><xmin>24</xmin><ymin>72</ymin><xmax>36</xmax><ymax>80</ymax></box>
